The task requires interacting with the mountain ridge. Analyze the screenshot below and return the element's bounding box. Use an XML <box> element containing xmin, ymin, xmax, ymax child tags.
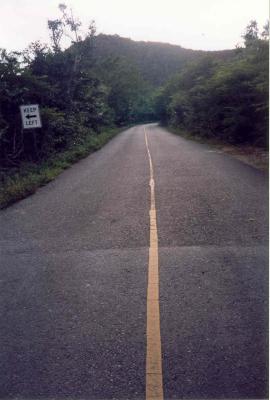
<box><xmin>93</xmin><ymin>33</ymin><xmax>236</xmax><ymax>86</ymax></box>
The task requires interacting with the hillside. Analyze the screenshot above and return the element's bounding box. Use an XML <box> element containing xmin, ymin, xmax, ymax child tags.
<box><xmin>93</xmin><ymin>34</ymin><xmax>235</xmax><ymax>86</ymax></box>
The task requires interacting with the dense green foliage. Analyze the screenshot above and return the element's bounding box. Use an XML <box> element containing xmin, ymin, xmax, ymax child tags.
<box><xmin>0</xmin><ymin>43</ymin><xmax>150</xmax><ymax>168</ymax></box>
<box><xmin>154</xmin><ymin>21</ymin><xmax>269</xmax><ymax>147</ymax></box>
<box><xmin>0</xmin><ymin>7</ymin><xmax>156</xmax><ymax>170</ymax></box>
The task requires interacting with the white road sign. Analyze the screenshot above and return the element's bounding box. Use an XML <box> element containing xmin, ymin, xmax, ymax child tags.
<box><xmin>20</xmin><ymin>104</ymin><xmax>42</xmax><ymax>129</ymax></box>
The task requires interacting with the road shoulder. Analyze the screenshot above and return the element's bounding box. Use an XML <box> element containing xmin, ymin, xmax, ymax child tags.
<box><xmin>165</xmin><ymin>125</ymin><xmax>268</xmax><ymax>172</ymax></box>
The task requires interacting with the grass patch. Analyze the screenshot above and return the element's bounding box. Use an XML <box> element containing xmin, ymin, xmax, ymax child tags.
<box><xmin>0</xmin><ymin>126</ymin><xmax>124</xmax><ymax>209</ymax></box>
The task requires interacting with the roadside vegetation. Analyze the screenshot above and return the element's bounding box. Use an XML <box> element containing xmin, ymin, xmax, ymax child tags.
<box><xmin>0</xmin><ymin>127</ymin><xmax>124</xmax><ymax>209</ymax></box>
<box><xmin>154</xmin><ymin>21</ymin><xmax>269</xmax><ymax>148</ymax></box>
<box><xmin>0</xmin><ymin>3</ymin><xmax>268</xmax><ymax>208</ymax></box>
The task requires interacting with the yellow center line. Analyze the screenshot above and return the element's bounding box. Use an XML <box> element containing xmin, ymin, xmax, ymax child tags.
<box><xmin>144</xmin><ymin>126</ymin><xmax>164</xmax><ymax>400</ymax></box>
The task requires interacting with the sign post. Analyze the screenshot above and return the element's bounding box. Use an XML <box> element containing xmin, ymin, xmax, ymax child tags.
<box><xmin>20</xmin><ymin>104</ymin><xmax>42</xmax><ymax>129</ymax></box>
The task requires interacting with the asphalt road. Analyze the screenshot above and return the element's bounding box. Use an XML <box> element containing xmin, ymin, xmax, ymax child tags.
<box><xmin>0</xmin><ymin>124</ymin><xmax>268</xmax><ymax>400</ymax></box>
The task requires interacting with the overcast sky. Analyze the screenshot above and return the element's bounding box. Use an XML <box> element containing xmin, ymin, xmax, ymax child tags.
<box><xmin>1</xmin><ymin>0</ymin><xmax>269</xmax><ymax>52</ymax></box>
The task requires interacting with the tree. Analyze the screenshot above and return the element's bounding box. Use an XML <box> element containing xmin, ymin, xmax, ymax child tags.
<box><xmin>243</xmin><ymin>20</ymin><xmax>259</xmax><ymax>47</ymax></box>
<box><xmin>155</xmin><ymin>21</ymin><xmax>268</xmax><ymax>147</ymax></box>
<box><xmin>261</xmin><ymin>20</ymin><xmax>269</xmax><ymax>40</ymax></box>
